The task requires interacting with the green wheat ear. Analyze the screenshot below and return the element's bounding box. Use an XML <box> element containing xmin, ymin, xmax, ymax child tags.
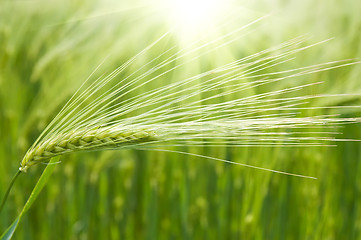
<box><xmin>18</xmin><ymin>20</ymin><xmax>361</xmax><ymax>175</ymax></box>
<box><xmin>20</xmin><ymin>128</ymin><xmax>157</xmax><ymax>172</ymax></box>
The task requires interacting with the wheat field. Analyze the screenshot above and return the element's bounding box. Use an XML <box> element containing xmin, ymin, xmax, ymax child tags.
<box><xmin>0</xmin><ymin>0</ymin><xmax>361</xmax><ymax>239</ymax></box>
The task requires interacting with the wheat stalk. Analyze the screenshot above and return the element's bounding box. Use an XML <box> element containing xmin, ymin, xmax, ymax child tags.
<box><xmin>18</xmin><ymin>19</ymin><xmax>361</xmax><ymax>176</ymax></box>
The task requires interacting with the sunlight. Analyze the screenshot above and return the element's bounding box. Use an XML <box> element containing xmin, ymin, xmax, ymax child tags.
<box><xmin>163</xmin><ymin>0</ymin><xmax>231</xmax><ymax>39</ymax></box>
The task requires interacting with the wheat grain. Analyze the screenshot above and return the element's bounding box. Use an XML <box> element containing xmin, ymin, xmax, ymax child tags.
<box><xmin>20</xmin><ymin>127</ymin><xmax>156</xmax><ymax>172</ymax></box>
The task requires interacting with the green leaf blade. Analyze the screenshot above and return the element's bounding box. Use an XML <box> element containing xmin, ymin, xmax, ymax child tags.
<box><xmin>0</xmin><ymin>157</ymin><xmax>59</xmax><ymax>240</ymax></box>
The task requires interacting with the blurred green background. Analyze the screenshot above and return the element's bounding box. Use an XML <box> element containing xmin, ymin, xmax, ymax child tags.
<box><xmin>0</xmin><ymin>0</ymin><xmax>361</xmax><ymax>239</ymax></box>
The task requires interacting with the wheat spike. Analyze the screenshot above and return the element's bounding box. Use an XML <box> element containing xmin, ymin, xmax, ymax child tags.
<box><xmin>18</xmin><ymin>18</ymin><xmax>361</xmax><ymax>176</ymax></box>
<box><xmin>20</xmin><ymin>127</ymin><xmax>156</xmax><ymax>172</ymax></box>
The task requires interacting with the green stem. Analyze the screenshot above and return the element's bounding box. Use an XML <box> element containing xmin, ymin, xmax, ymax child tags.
<box><xmin>0</xmin><ymin>170</ymin><xmax>21</xmax><ymax>215</ymax></box>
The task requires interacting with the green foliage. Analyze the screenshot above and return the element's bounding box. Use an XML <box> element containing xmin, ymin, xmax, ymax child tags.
<box><xmin>0</xmin><ymin>158</ymin><xmax>58</xmax><ymax>240</ymax></box>
<box><xmin>0</xmin><ymin>0</ymin><xmax>360</xmax><ymax>239</ymax></box>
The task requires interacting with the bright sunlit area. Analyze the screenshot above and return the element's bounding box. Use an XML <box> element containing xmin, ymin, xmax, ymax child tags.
<box><xmin>157</xmin><ymin>0</ymin><xmax>233</xmax><ymax>40</ymax></box>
